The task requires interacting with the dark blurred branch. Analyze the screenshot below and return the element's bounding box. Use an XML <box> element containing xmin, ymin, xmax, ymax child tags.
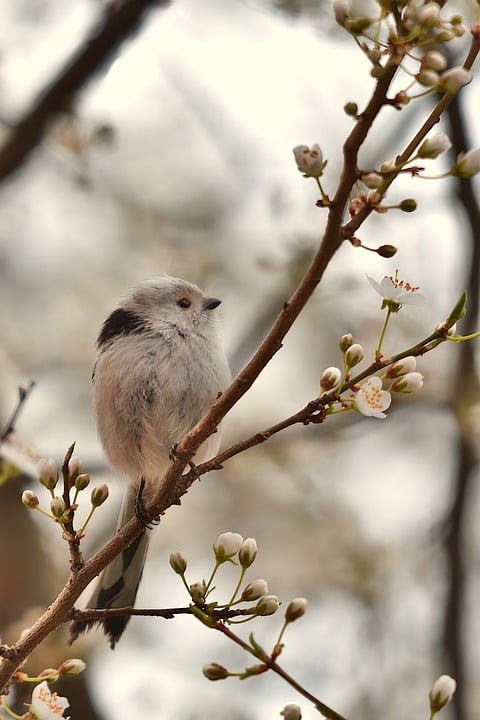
<box><xmin>0</xmin><ymin>382</ymin><xmax>35</xmax><ymax>441</ymax></box>
<box><xmin>0</xmin><ymin>0</ymin><xmax>168</xmax><ymax>183</ymax></box>
<box><xmin>441</xmin><ymin>83</ymin><xmax>480</xmax><ymax>720</ymax></box>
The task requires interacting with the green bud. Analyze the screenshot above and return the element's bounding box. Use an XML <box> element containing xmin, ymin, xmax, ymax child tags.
<box><xmin>376</xmin><ymin>244</ymin><xmax>397</xmax><ymax>258</ymax></box>
<box><xmin>50</xmin><ymin>496</ymin><xmax>66</xmax><ymax>518</ymax></box>
<box><xmin>343</xmin><ymin>102</ymin><xmax>358</xmax><ymax>117</ymax></box>
<box><xmin>339</xmin><ymin>333</ymin><xmax>353</xmax><ymax>352</ymax></box>
<box><xmin>203</xmin><ymin>663</ymin><xmax>229</xmax><ymax>681</ymax></box>
<box><xmin>74</xmin><ymin>473</ymin><xmax>90</xmax><ymax>491</ymax></box>
<box><xmin>445</xmin><ymin>291</ymin><xmax>467</xmax><ymax>326</ymax></box>
<box><xmin>90</xmin><ymin>484</ymin><xmax>109</xmax><ymax>507</ymax></box>
<box><xmin>399</xmin><ymin>198</ymin><xmax>417</xmax><ymax>212</ymax></box>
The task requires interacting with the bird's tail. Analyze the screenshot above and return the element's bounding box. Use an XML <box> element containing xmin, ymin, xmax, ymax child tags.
<box><xmin>69</xmin><ymin>485</ymin><xmax>150</xmax><ymax>649</ymax></box>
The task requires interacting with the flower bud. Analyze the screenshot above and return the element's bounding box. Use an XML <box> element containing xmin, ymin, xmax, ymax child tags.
<box><xmin>241</xmin><ymin>579</ymin><xmax>269</xmax><ymax>602</ymax></box>
<box><xmin>399</xmin><ymin>198</ymin><xmax>417</xmax><ymax>212</ymax></box>
<box><xmin>418</xmin><ymin>133</ymin><xmax>452</xmax><ymax>159</ymax></box>
<box><xmin>238</xmin><ymin>538</ymin><xmax>257</xmax><ymax>568</ymax></box>
<box><xmin>255</xmin><ymin>594</ymin><xmax>280</xmax><ymax>616</ymax></box>
<box><xmin>213</xmin><ymin>532</ymin><xmax>243</xmax><ymax>562</ymax></box>
<box><xmin>343</xmin><ymin>101</ymin><xmax>358</xmax><ymax>116</ymax></box>
<box><xmin>50</xmin><ymin>496</ymin><xmax>66</xmax><ymax>518</ymax></box>
<box><xmin>91</xmin><ymin>483</ymin><xmax>109</xmax><ymax>507</ymax></box>
<box><xmin>452</xmin><ymin>148</ymin><xmax>480</xmax><ymax>178</ymax></box>
<box><xmin>320</xmin><ymin>366</ymin><xmax>342</xmax><ymax>391</ymax></box>
<box><xmin>386</xmin><ymin>356</ymin><xmax>417</xmax><ymax>378</ymax></box>
<box><xmin>417</xmin><ymin>1</ymin><xmax>440</xmax><ymax>26</ymax></box>
<box><xmin>22</xmin><ymin>490</ymin><xmax>39</xmax><ymax>509</ymax></box>
<box><xmin>169</xmin><ymin>551</ymin><xmax>187</xmax><ymax>574</ymax></box>
<box><xmin>189</xmin><ymin>582</ymin><xmax>205</xmax><ymax>602</ymax></box>
<box><xmin>333</xmin><ymin>0</ymin><xmax>349</xmax><ymax>23</ymax></box>
<box><xmin>203</xmin><ymin>663</ymin><xmax>229</xmax><ymax>681</ymax></box>
<box><xmin>339</xmin><ymin>333</ymin><xmax>353</xmax><ymax>352</ymax></box>
<box><xmin>285</xmin><ymin>598</ymin><xmax>307</xmax><ymax>622</ymax></box>
<box><xmin>58</xmin><ymin>659</ymin><xmax>86</xmax><ymax>676</ymax></box>
<box><xmin>68</xmin><ymin>456</ymin><xmax>82</xmax><ymax>481</ymax></box>
<box><xmin>437</xmin><ymin>67</ymin><xmax>472</xmax><ymax>93</ymax></box>
<box><xmin>37</xmin><ymin>458</ymin><xmax>58</xmax><ymax>491</ymax></box>
<box><xmin>345</xmin><ymin>343</ymin><xmax>364</xmax><ymax>368</ymax></box>
<box><xmin>74</xmin><ymin>473</ymin><xmax>90</xmax><ymax>491</ymax></box>
<box><xmin>390</xmin><ymin>371</ymin><xmax>424</xmax><ymax>393</ymax></box>
<box><xmin>293</xmin><ymin>144</ymin><xmax>327</xmax><ymax>178</ymax></box>
<box><xmin>379</xmin><ymin>160</ymin><xmax>396</xmax><ymax>173</ymax></box>
<box><xmin>376</xmin><ymin>244</ymin><xmax>397</xmax><ymax>258</ymax></box>
<box><xmin>281</xmin><ymin>704</ymin><xmax>302</xmax><ymax>720</ymax></box>
<box><xmin>421</xmin><ymin>51</ymin><xmax>446</xmax><ymax>72</ymax></box>
<box><xmin>429</xmin><ymin>674</ymin><xmax>456</xmax><ymax>712</ymax></box>
<box><xmin>362</xmin><ymin>172</ymin><xmax>383</xmax><ymax>189</ymax></box>
<box><xmin>416</xmin><ymin>69</ymin><xmax>440</xmax><ymax>87</ymax></box>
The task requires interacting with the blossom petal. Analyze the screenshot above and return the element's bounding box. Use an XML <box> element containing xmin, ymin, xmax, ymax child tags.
<box><xmin>355</xmin><ymin>377</ymin><xmax>391</xmax><ymax>418</ymax></box>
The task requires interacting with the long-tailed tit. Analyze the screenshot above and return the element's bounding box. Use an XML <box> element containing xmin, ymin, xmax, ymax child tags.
<box><xmin>70</xmin><ymin>276</ymin><xmax>231</xmax><ymax>647</ymax></box>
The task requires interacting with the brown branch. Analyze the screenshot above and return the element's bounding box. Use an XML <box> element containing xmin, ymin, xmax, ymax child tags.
<box><xmin>0</xmin><ymin>382</ymin><xmax>35</xmax><ymax>441</ymax></box>
<box><xmin>0</xmin><ymin>0</ymin><xmax>167</xmax><ymax>183</ymax></box>
<box><xmin>0</xmin><ymin>52</ymin><xmax>403</xmax><ymax>692</ymax></box>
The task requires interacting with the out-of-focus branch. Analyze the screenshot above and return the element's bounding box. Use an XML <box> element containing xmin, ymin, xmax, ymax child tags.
<box><xmin>0</xmin><ymin>0</ymin><xmax>167</xmax><ymax>183</ymax></box>
<box><xmin>441</xmin><ymin>76</ymin><xmax>480</xmax><ymax>720</ymax></box>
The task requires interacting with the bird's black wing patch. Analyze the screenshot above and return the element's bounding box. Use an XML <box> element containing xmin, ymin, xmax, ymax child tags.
<box><xmin>97</xmin><ymin>308</ymin><xmax>150</xmax><ymax>347</ymax></box>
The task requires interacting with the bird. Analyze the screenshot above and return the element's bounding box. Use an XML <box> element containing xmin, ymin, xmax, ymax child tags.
<box><xmin>69</xmin><ymin>275</ymin><xmax>231</xmax><ymax>648</ymax></box>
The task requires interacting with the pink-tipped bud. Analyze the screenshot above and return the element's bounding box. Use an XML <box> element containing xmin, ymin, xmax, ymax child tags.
<box><xmin>58</xmin><ymin>659</ymin><xmax>86</xmax><ymax>676</ymax></box>
<box><xmin>22</xmin><ymin>490</ymin><xmax>39</xmax><ymax>509</ymax></box>
<box><xmin>386</xmin><ymin>356</ymin><xmax>417</xmax><ymax>378</ymax></box>
<box><xmin>320</xmin><ymin>366</ymin><xmax>342</xmax><ymax>391</ymax></box>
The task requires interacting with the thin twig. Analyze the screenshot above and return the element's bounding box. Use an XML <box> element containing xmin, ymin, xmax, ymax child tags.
<box><xmin>0</xmin><ymin>382</ymin><xmax>35</xmax><ymax>442</ymax></box>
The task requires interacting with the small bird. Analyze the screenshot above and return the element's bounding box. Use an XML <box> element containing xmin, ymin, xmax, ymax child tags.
<box><xmin>70</xmin><ymin>275</ymin><xmax>231</xmax><ymax>647</ymax></box>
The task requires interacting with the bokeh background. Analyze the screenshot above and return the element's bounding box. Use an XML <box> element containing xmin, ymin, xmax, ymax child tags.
<box><xmin>0</xmin><ymin>0</ymin><xmax>479</xmax><ymax>718</ymax></box>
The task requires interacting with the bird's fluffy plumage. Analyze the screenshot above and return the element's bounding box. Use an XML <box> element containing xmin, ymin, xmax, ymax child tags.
<box><xmin>70</xmin><ymin>276</ymin><xmax>230</xmax><ymax>647</ymax></box>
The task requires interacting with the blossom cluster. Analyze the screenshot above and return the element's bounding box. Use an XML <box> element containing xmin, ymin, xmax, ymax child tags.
<box><xmin>22</xmin><ymin>451</ymin><xmax>108</xmax><ymax>540</ymax></box>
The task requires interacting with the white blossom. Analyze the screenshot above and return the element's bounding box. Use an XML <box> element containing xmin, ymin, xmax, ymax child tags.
<box><xmin>367</xmin><ymin>274</ymin><xmax>425</xmax><ymax>307</ymax></box>
<box><xmin>30</xmin><ymin>681</ymin><xmax>69</xmax><ymax>720</ymax></box>
<box><xmin>355</xmin><ymin>377</ymin><xmax>391</xmax><ymax>419</ymax></box>
<box><xmin>293</xmin><ymin>144</ymin><xmax>327</xmax><ymax>178</ymax></box>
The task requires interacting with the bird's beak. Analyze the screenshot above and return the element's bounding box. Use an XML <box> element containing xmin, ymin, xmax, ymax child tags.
<box><xmin>203</xmin><ymin>297</ymin><xmax>222</xmax><ymax>311</ymax></box>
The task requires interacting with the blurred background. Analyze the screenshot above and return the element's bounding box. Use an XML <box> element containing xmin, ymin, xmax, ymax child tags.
<box><xmin>0</xmin><ymin>0</ymin><xmax>479</xmax><ymax>718</ymax></box>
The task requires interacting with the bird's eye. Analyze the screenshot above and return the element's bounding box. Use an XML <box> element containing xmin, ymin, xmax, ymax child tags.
<box><xmin>177</xmin><ymin>295</ymin><xmax>192</xmax><ymax>309</ymax></box>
